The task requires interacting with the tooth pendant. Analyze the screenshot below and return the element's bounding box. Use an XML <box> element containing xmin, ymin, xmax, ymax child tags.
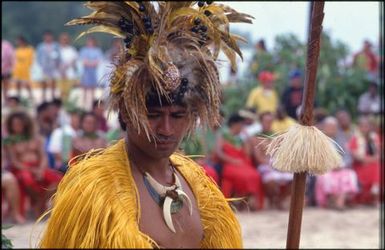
<box><xmin>144</xmin><ymin>172</ymin><xmax>193</xmax><ymax>233</ymax></box>
<box><xmin>163</xmin><ymin>188</ymin><xmax>193</xmax><ymax>233</ymax></box>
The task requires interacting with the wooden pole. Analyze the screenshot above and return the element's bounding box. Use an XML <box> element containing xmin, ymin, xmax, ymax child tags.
<box><xmin>286</xmin><ymin>2</ymin><xmax>325</xmax><ymax>249</ymax></box>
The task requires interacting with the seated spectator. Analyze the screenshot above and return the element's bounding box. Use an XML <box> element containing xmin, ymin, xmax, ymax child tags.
<box><xmin>2</xmin><ymin>144</ymin><xmax>25</xmax><ymax>224</ymax></box>
<box><xmin>271</xmin><ymin>105</ymin><xmax>296</xmax><ymax>134</ymax></box>
<box><xmin>214</xmin><ymin>113</ymin><xmax>263</xmax><ymax>210</ymax></box>
<box><xmin>348</xmin><ymin>116</ymin><xmax>380</xmax><ymax>206</ymax></box>
<box><xmin>254</xmin><ymin>112</ymin><xmax>292</xmax><ymax>210</ymax></box>
<box><xmin>315</xmin><ymin>117</ymin><xmax>358</xmax><ymax>210</ymax></box>
<box><xmin>47</xmin><ymin>110</ymin><xmax>81</xmax><ymax>173</ymax></box>
<box><xmin>4</xmin><ymin>111</ymin><xmax>62</xmax><ymax>218</ymax></box>
<box><xmin>357</xmin><ymin>81</ymin><xmax>380</xmax><ymax>116</ymax></box>
<box><xmin>92</xmin><ymin>99</ymin><xmax>109</xmax><ymax>133</ymax></box>
<box><xmin>71</xmin><ymin>112</ymin><xmax>108</xmax><ymax>157</ymax></box>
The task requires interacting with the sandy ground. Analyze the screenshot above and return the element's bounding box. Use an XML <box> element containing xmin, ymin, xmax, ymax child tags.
<box><xmin>2</xmin><ymin>207</ymin><xmax>381</xmax><ymax>249</ymax></box>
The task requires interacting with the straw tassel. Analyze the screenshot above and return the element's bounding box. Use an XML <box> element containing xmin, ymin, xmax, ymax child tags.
<box><xmin>266</xmin><ymin>123</ymin><xmax>343</xmax><ymax>175</ymax></box>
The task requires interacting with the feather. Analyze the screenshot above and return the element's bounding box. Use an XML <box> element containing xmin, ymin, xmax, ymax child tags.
<box><xmin>75</xmin><ymin>25</ymin><xmax>125</xmax><ymax>41</ymax></box>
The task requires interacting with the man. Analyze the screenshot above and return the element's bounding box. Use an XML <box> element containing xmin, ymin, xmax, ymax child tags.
<box><xmin>39</xmin><ymin>2</ymin><xmax>252</xmax><ymax>248</ymax></box>
<box><xmin>282</xmin><ymin>69</ymin><xmax>304</xmax><ymax>119</ymax></box>
<box><xmin>47</xmin><ymin>110</ymin><xmax>81</xmax><ymax>173</ymax></box>
<box><xmin>357</xmin><ymin>81</ymin><xmax>380</xmax><ymax>116</ymax></box>
<box><xmin>246</xmin><ymin>70</ymin><xmax>279</xmax><ymax>114</ymax></box>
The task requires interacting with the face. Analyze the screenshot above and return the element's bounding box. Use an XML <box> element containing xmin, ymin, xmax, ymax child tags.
<box><xmin>126</xmin><ymin>105</ymin><xmax>190</xmax><ymax>160</ymax></box>
<box><xmin>336</xmin><ymin>111</ymin><xmax>351</xmax><ymax>129</ymax></box>
<box><xmin>82</xmin><ymin>115</ymin><xmax>97</xmax><ymax>133</ymax></box>
<box><xmin>261</xmin><ymin>114</ymin><xmax>274</xmax><ymax>132</ymax></box>
<box><xmin>59</xmin><ymin>34</ymin><xmax>69</xmax><ymax>45</ymax></box>
<box><xmin>70</xmin><ymin>114</ymin><xmax>81</xmax><ymax>131</ymax></box>
<box><xmin>44</xmin><ymin>33</ymin><xmax>53</xmax><ymax>43</ymax></box>
<box><xmin>358</xmin><ymin>118</ymin><xmax>371</xmax><ymax>135</ymax></box>
<box><xmin>11</xmin><ymin>117</ymin><xmax>24</xmax><ymax>135</ymax></box>
<box><xmin>323</xmin><ymin>121</ymin><xmax>338</xmax><ymax>138</ymax></box>
<box><xmin>290</xmin><ymin>77</ymin><xmax>302</xmax><ymax>88</ymax></box>
<box><xmin>86</xmin><ymin>38</ymin><xmax>96</xmax><ymax>47</ymax></box>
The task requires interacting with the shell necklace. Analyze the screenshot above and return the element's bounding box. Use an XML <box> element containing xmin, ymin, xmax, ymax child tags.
<box><xmin>141</xmin><ymin>165</ymin><xmax>193</xmax><ymax>233</ymax></box>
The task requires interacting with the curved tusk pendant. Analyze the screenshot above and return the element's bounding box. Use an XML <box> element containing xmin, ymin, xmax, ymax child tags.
<box><xmin>163</xmin><ymin>196</ymin><xmax>176</xmax><ymax>233</ymax></box>
<box><xmin>176</xmin><ymin>189</ymin><xmax>193</xmax><ymax>216</ymax></box>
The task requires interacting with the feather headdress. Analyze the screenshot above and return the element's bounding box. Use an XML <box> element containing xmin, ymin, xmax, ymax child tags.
<box><xmin>67</xmin><ymin>1</ymin><xmax>253</xmax><ymax>139</ymax></box>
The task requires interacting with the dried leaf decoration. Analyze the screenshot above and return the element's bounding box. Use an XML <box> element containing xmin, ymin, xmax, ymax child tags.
<box><xmin>67</xmin><ymin>1</ymin><xmax>254</xmax><ymax>139</ymax></box>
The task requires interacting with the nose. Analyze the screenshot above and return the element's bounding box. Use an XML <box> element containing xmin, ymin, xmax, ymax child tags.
<box><xmin>157</xmin><ymin>115</ymin><xmax>174</xmax><ymax>137</ymax></box>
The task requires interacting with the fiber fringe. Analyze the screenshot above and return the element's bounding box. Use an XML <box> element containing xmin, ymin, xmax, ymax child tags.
<box><xmin>38</xmin><ymin>139</ymin><xmax>242</xmax><ymax>248</ymax></box>
<box><xmin>265</xmin><ymin>124</ymin><xmax>343</xmax><ymax>175</ymax></box>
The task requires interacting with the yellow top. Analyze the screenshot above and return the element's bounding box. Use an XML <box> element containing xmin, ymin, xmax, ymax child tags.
<box><xmin>38</xmin><ymin>139</ymin><xmax>242</xmax><ymax>248</ymax></box>
<box><xmin>12</xmin><ymin>46</ymin><xmax>35</xmax><ymax>81</ymax></box>
<box><xmin>272</xmin><ymin>117</ymin><xmax>297</xmax><ymax>134</ymax></box>
<box><xmin>246</xmin><ymin>86</ymin><xmax>279</xmax><ymax>114</ymax></box>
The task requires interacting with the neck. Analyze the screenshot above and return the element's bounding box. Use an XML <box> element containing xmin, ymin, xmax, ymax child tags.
<box><xmin>124</xmin><ymin>135</ymin><xmax>172</xmax><ymax>183</ymax></box>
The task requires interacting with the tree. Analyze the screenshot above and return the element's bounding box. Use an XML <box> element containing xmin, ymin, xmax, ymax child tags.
<box><xmin>222</xmin><ymin>31</ymin><xmax>368</xmax><ymax>119</ymax></box>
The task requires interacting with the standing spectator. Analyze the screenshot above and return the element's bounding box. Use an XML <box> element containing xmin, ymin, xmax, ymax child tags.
<box><xmin>71</xmin><ymin>112</ymin><xmax>107</xmax><ymax>157</ymax></box>
<box><xmin>348</xmin><ymin>116</ymin><xmax>380</xmax><ymax>206</ymax></box>
<box><xmin>357</xmin><ymin>81</ymin><xmax>380</xmax><ymax>116</ymax></box>
<box><xmin>246</xmin><ymin>70</ymin><xmax>279</xmax><ymax>114</ymax></box>
<box><xmin>105</xmin><ymin>38</ymin><xmax>122</xmax><ymax>65</ymax></box>
<box><xmin>282</xmin><ymin>69</ymin><xmax>303</xmax><ymax>119</ymax></box>
<box><xmin>79</xmin><ymin>37</ymin><xmax>104</xmax><ymax>109</ymax></box>
<box><xmin>4</xmin><ymin>111</ymin><xmax>62</xmax><ymax>217</ymax></box>
<box><xmin>1</xmin><ymin>39</ymin><xmax>15</xmax><ymax>100</ymax></box>
<box><xmin>92</xmin><ymin>99</ymin><xmax>109</xmax><ymax>133</ymax></box>
<box><xmin>12</xmin><ymin>36</ymin><xmax>35</xmax><ymax>102</ymax></box>
<box><xmin>315</xmin><ymin>117</ymin><xmax>358</xmax><ymax>210</ymax></box>
<box><xmin>58</xmin><ymin>33</ymin><xmax>79</xmax><ymax>102</ymax></box>
<box><xmin>353</xmin><ymin>40</ymin><xmax>379</xmax><ymax>80</ymax></box>
<box><xmin>36</xmin><ymin>30</ymin><xmax>61</xmax><ymax>101</ymax></box>
<box><xmin>48</xmin><ymin>110</ymin><xmax>81</xmax><ymax>173</ymax></box>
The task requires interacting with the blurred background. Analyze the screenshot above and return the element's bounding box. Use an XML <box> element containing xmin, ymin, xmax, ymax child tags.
<box><xmin>1</xmin><ymin>1</ymin><xmax>383</xmax><ymax>249</ymax></box>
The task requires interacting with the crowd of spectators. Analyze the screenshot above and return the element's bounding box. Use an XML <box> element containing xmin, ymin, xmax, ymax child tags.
<box><xmin>1</xmin><ymin>34</ymin><xmax>382</xmax><ymax>224</ymax></box>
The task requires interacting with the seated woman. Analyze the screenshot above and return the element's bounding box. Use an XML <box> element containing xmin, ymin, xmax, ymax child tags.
<box><xmin>253</xmin><ymin>112</ymin><xmax>293</xmax><ymax>210</ymax></box>
<box><xmin>71</xmin><ymin>112</ymin><xmax>108</xmax><ymax>157</ymax></box>
<box><xmin>4</xmin><ymin>111</ymin><xmax>62</xmax><ymax>218</ymax></box>
<box><xmin>348</xmin><ymin>116</ymin><xmax>380</xmax><ymax>206</ymax></box>
<box><xmin>315</xmin><ymin>117</ymin><xmax>358</xmax><ymax>210</ymax></box>
<box><xmin>214</xmin><ymin>113</ymin><xmax>263</xmax><ymax>210</ymax></box>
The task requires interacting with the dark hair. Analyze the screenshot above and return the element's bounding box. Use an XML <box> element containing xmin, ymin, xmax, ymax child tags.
<box><xmin>227</xmin><ymin>113</ymin><xmax>245</xmax><ymax>127</ymax></box>
<box><xmin>36</xmin><ymin>101</ymin><xmax>52</xmax><ymax>114</ymax></box>
<box><xmin>17</xmin><ymin>36</ymin><xmax>28</xmax><ymax>44</ymax></box>
<box><xmin>80</xmin><ymin>112</ymin><xmax>97</xmax><ymax>124</ymax></box>
<box><xmin>92</xmin><ymin>100</ymin><xmax>105</xmax><ymax>109</ymax></box>
<box><xmin>7</xmin><ymin>96</ymin><xmax>21</xmax><ymax>104</ymax></box>
<box><xmin>6</xmin><ymin>111</ymin><xmax>34</xmax><ymax>137</ymax></box>
<box><xmin>51</xmin><ymin>98</ymin><xmax>62</xmax><ymax>108</ymax></box>
<box><xmin>118</xmin><ymin>111</ymin><xmax>127</xmax><ymax>131</ymax></box>
<box><xmin>43</xmin><ymin>30</ymin><xmax>53</xmax><ymax>36</ymax></box>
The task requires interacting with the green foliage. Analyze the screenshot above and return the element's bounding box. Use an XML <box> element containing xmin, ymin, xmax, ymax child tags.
<box><xmin>224</xmin><ymin>31</ymin><xmax>368</xmax><ymax>119</ymax></box>
<box><xmin>2</xmin><ymin>225</ymin><xmax>13</xmax><ymax>249</ymax></box>
<box><xmin>2</xmin><ymin>2</ymin><xmax>114</xmax><ymax>50</ymax></box>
